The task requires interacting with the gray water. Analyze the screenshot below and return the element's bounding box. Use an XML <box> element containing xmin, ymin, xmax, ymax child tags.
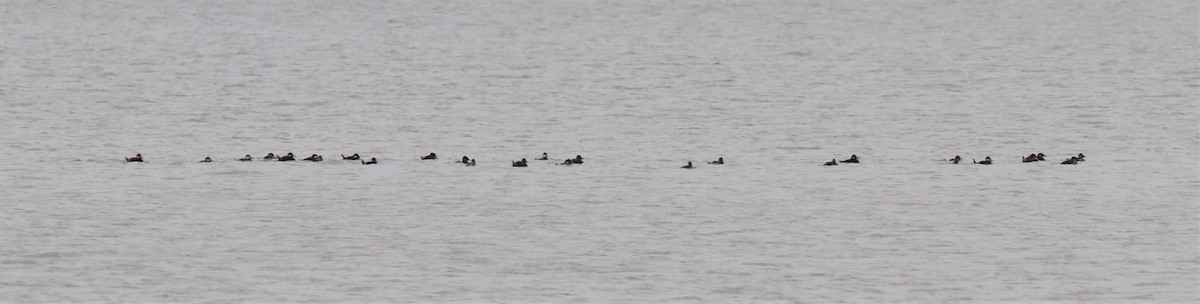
<box><xmin>1</xmin><ymin>1</ymin><xmax>1197</xmax><ymax>302</ymax></box>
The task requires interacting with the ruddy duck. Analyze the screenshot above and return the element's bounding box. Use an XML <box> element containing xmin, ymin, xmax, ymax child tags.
<box><xmin>571</xmin><ymin>155</ymin><xmax>584</xmax><ymax>164</ymax></box>
<box><xmin>949</xmin><ymin>155</ymin><xmax>962</xmax><ymax>164</ymax></box>
<box><xmin>708</xmin><ymin>157</ymin><xmax>724</xmax><ymax>165</ymax></box>
<box><xmin>421</xmin><ymin>153</ymin><xmax>437</xmax><ymax>160</ymax></box>
<box><xmin>200</xmin><ymin>157</ymin><xmax>213</xmax><ymax>163</ymax></box>
<box><xmin>535</xmin><ymin>153</ymin><xmax>549</xmax><ymax>160</ymax></box>
<box><xmin>125</xmin><ymin>154</ymin><xmax>143</xmax><ymax>162</ymax></box>
<box><xmin>342</xmin><ymin>154</ymin><xmax>360</xmax><ymax>160</ymax></box>
<box><xmin>1061</xmin><ymin>157</ymin><xmax>1078</xmax><ymax>165</ymax></box>
<box><xmin>975</xmin><ymin>156</ymin><xmax>993</xmax><ymax>165</ymax></box>
<box><xmin>466</xmin><ymin>159</ymin><xmax>476</xmax><ymax>166</ymax></box>
<box><xmin>263</xmin><ymin>153</ymin><xmax>277</xmax><ymax>160</ymax></box>
<box><xmin>278</xmin><ymin>153</ymin><xmax>296</xmax><ymax>161</ymax></box>
<box><xmin>512</xmin><ymin>158</ymin><xmax>528</xmax><ymax>167</ymax></box>
<box><xmin>824</xmin><ymin>159</ymin><xmax>837</xmax><ymax>166</ymax></box>
<box><xmin>682</xmin><ymin>161</ymin><xmax>694</xmax><ymax>169</ymax></box>
<box><xmin>304</xmin><ymin>154</ymin><xmax>323</xmax><ymax>162</ymax></box>
<box><xmin>841</xmin><ymin>155</ymin><xmax>859</xmax><ymax>163</ymax></box>
<box><xmin>460</xmin><ymin>156</ymin><xmax>469</xmax><ymax>163</ymax></box>
<box><xmin>560</xmin><ymin>159</ymin><xmax>574</xmax><ymax>165</ymax></box>
<box><xmin>361</xmin><ymin>158</ymin><xmax>378</xmax><ymax>165</ymax></box>
<box><xmin>239</xmin><ymin>155</ymin><xmax>253</xmax><ymax>161</ymax></box>
<box><xmin>1022</xmin><ymin>154</ymin><xmax>1039</xmax><ymax>163</ymax></box>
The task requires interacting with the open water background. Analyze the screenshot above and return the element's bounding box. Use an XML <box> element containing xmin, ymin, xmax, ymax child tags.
<box><xmin>1</xmin><ymin>1</ymin><xmax>1196</xmax><ymax>302</ymax></box>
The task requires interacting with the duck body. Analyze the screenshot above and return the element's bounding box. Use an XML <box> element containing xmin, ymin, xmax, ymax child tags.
<box><xmin>975</xmin><ymin>156</ymin><xmax>993</xmax><ymax>165</ymax></box>
<box><xmin>841</xmin><ymin>155</ymin><xmax>859</xmax><ymax>163</ymax></box>
<box><xmin>1022</xmin><ymin>154</ymin><xmax>1039</xmax><ymax>163</ymax></box>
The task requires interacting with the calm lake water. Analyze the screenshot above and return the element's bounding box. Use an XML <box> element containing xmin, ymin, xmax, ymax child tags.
<box><xmin>1</xmin><ymin>1</ymin><xmax>1196</xmax><ymax>302</ymax></box>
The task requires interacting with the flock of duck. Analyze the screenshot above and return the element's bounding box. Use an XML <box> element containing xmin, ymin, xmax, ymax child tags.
<box><xmin>123</xmin><ymin>152</ymin><xmax>585</xmax><ymax>167</ymax></box>
<box><xmin>122</xmin><ymin>152</ymin><xmax>1088</xmax><ymax>167</ymax></box>
<box><xmin>942</xmin><ymin>153</ymin><xmax>1087</xmax><ymax>165</ymax></box>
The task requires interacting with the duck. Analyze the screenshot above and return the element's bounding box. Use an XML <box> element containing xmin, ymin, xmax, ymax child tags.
<box><xmin>824</xmin><ymin>159</ymin><xmax>838</xmax><ymax>166</ymax></box>
<box><xmin>1036</xmin><ymin>153</ymin><xmax>1046</xmax><ymax>161</ymax></box>
<box><xmin>512</xmin><ymin>158</ymin><xmax>528</xmax><ymax>167</ymax></box>
<box><xmin>278</xmin><ymin>153</ymin><xmax>296</xmax><ymax>161</ymax></box>
<box><xmin>535</xmin><ymin>153</ymin><xmax>549</xmax><ymax>160</ymax></box>
<box><xmin>949</xmin><ymin>155</ymin><xmax>963</xmax><ymax>164</ymax></box>
<box><xmin>304</xmin><ymin>154</ymin><xmax>323</xmax><ymax>162</ymax></box>
<box><xmin>841</xmin><ymin>155</ymin><xmax>859</xmax><ymax>163</ymax></box>
<box><xmin>1075</xmin><ymin>153</ymin><xmax>1086</xmax><ymax>162</ymax></box>
<box><xmin>421</xmin><ymin>153</ymin><xmax>437</xmax><ymax>160</ymax></box>
<box><xmin>361</xmin><ymin>158</ymin><xmax>377</xmax><ymax>165</ymax></box>
<box><xmin>560</xmin><ymin>159</ymin><xmax>574</xmax><ymax>165</ymax></box>
<box><xmin>1022</xmin><ymin>154</ymin><xmax>1039</xmax><ymax>163</ymax></box>
<box><xmin>342</xmin><ymin>154</ymin><xmax>360</xmax><ymax>160</ymax></box>
<box><xmin>459</xmin><ymin>156</ymin><xmax>470</xmax><ymax>163</ymax></box>
<box><xmin>200</xmin><ymin>157</ymin><xmax>213</xmax><ymax>163</ymax></box>
<box><xmin>263</xmin><ymin>153</ymin><xmax>277</xmax><ymax>160</ymax></box>
<box><xmin>1061</xmin><ymin>157</ymin><xmax>1078</xmax><ymax>165</ymax></box>
<box><xmin>466</xmin><ymin>159</ymin><xmax>476</xmax><ymax>167</ymax></box>
<box><xmin>708</xmin><ymin>157</ymin><xmax>724</xmax><ymax>165</ymax></box>
<box><xmin>238</xmin><ymin>155</ymin><xmax>253</xmax><ymax>161</ymax></box>
<box><xmin>682</xmin><ymin>161</ymin><xmax>694</xmax><ymax>169</ymax></box>
<box><xmin>571</xmin><ymin>155</ymin><xmax>584</xmax><ymax>164</ymax></box>
<box><xmin>125</xmin><ymin>154</ymin><xmax>143</xmax><ymax>162</ymax></box>
<box><xmin>974</xmin><ymin>156</ymin><xmax>993</xmax><ymax>165</ymax></box>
